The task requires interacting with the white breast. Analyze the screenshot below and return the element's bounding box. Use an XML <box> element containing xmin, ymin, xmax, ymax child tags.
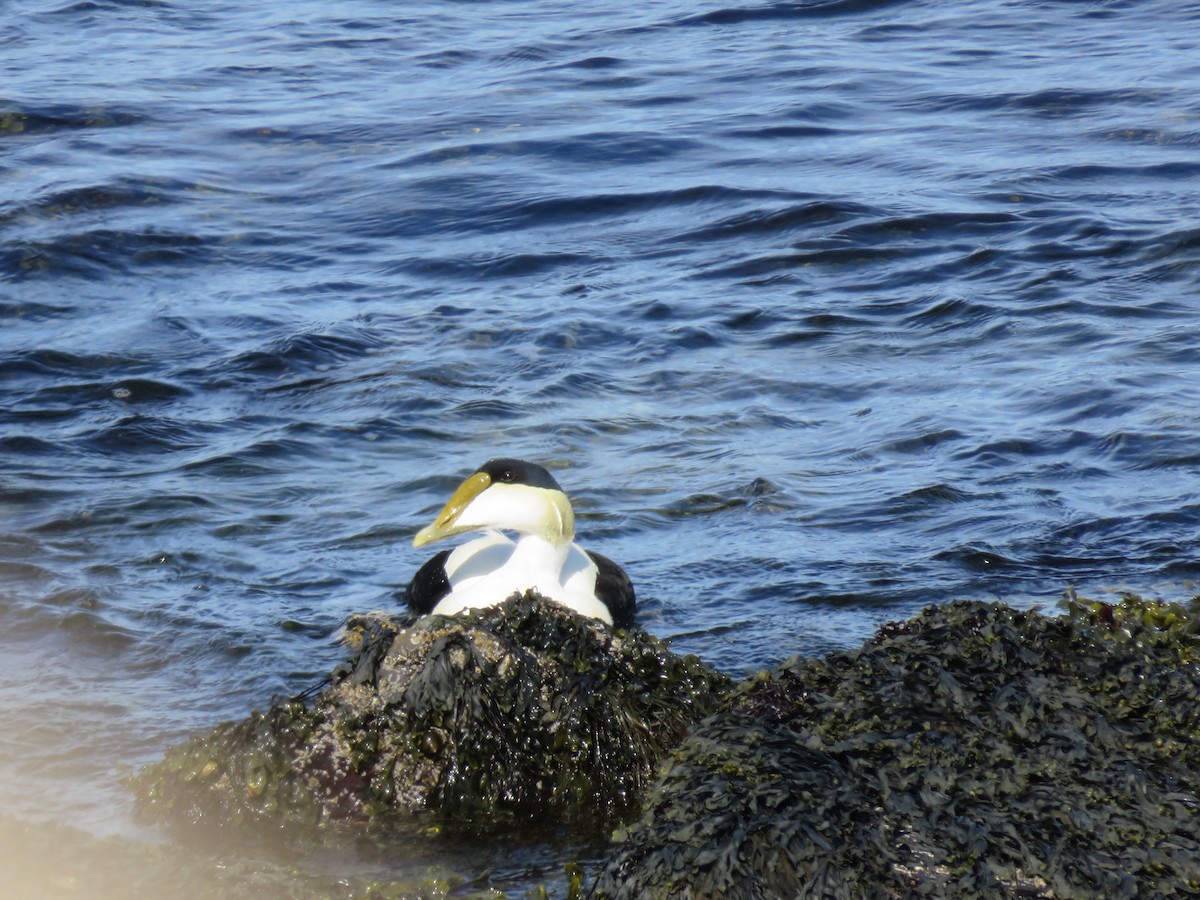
<box><xmin>433</xmin><ymin>530</ymin><xmax>611</xmax><ymax>624</ymax></box>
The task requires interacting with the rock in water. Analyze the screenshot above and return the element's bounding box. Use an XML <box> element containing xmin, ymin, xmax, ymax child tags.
<box><xmin>134</xmin><ymin>591</ymin><xmax>730</xmax><ymax>831</ymax></box>
<box><xmin>592</xmin><ymin>596</ymin><xmax>1200</xmax><ymax>899</ymax></box>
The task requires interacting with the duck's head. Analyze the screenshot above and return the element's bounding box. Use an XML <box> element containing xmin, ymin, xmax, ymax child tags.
<box><xmin>413</xmin><ymin>458</ymin><xmax>576</xmax><ymax>548</ymax></box>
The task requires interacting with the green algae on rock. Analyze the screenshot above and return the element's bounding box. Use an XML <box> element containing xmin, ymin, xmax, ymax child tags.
<box><xmin>134</xmin><ymin>591</ymin><xmax>730</xmax><ymax>832</ymax></box>
<box><xmin>592</xmin><ymin>595</ymin><xmax>1200</xmax><ymax>899</ymax></box>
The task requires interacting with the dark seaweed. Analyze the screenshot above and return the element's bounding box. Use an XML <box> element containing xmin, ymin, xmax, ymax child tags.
<box><xmin>134</xmin><ymin>591</ymin><xmax>730</xmax><ymax>833</ymax></box>
<box><xmin>135</xmin><ymin>591</ymin><xmax>1200</xmax><ymax>897</ymax></box>
<box><xmin>592</xmin><ymin>595</ymin><xmax>1200</xmax><ymax>899</ymax></box>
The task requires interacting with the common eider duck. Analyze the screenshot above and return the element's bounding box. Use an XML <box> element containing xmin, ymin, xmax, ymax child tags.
<box><xmin>405</xmin><ymin>458</ymin><xmax>635</xmax><ymax>627</ymax></box>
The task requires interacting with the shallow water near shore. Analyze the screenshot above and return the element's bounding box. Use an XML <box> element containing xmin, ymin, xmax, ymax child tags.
<box><xmin>2</xmin><ymin>0</ymin><xmax>1200</xmax><ymax>893</ymax></box>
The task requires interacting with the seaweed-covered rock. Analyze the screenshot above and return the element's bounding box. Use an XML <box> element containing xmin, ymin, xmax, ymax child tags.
<box><xmin>135</xmin><ymin>591</ymin><xmax>729</xmax><ymax>832</ymax></box>
<box><xmin>593</xmin><ymin>596</ymin><xmax>1200</xmax><ymax>899</ymax></box>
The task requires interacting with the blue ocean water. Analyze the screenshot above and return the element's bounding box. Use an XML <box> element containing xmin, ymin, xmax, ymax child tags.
<box><xmin>2</xmin><ymin>0</ymin><xmax>1200</xmax><ymax>891</ymax></box>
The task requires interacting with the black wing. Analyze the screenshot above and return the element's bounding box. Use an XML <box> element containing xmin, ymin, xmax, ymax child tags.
<box><xmin>587</xmin><ymin>550</ymin><xmax>636</xmax><ymax>628</ymax></box>
<box><xmin>405</xmin><ymin>548</ymin><xmax>453</xmax><ymax>615</ymax></box>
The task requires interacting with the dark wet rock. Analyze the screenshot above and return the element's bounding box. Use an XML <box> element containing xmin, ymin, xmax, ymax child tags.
<box><xmin>592</xmin><ymin>595</ymin><xmax>1200</xmax><ymax>899</ymax></box>
<box><xmin>134</xmin><ymin>591</ymin><xmax>730</xmax><ymax>832</ymax></box>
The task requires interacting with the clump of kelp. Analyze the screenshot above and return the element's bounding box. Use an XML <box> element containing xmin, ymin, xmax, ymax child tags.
<box><xmin>134</xmin><ymin>591</ymin><xmax>729</xmax><ymax>833</ymax></box>
<box><xmin>592</xmin><ymin>594</ymin><xmax>1200</xmax><ymax>898</ymax></box>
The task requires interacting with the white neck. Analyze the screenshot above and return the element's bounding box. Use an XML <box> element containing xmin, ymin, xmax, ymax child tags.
<box><xmin>456</xmin><ymin>483</ymin><xmax>575</xmax><ymax>545</ymax></box>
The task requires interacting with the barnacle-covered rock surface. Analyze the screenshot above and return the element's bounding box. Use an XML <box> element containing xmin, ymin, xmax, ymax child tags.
<box><xmin>592</xmin><ymin>595</ymin><xmax>1200</xmax><ymax>899</ymax></box>
<box><xmin>134</xmin><ymin>591</ymin><xmax>730</xmax><ymax>832</ymax></box>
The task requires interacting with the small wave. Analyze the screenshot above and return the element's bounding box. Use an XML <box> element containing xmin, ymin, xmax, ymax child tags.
<box><xmin>1143</xmin><ymin>226</ymin><xmax>1200</xmax><ymax>264</ymax></box>
<box><xmin>1</xmin><ymin>178</ymin><xmax>192</xmax><ymax>225</ymax></box>
<box><xmin>888</xmin><ymin>483</ymin><xmax>976</xmax><ymax>510</ymax></box>
<box><xmin>1</xmin><ymin>369</ymin><xmax>188</xmax><ymax>424</ymax></box>
<box><xmin>109</xmin><ymin>378</ymin><xmax>191</xmax><ymax>403</ymax></box>
<box><xmin>900</xmin><ymin>87</ymin><xmax>1170</xmax><ymax>117</ymax></box>
<box><xmin>722</xmin><ymin>123</ymin><xmax>844</xmax><ymax>140</ymax></box>
<box><xmin>227</xmin><ymin>328</ymin><xmax>387</xmax><ymax>378</ymax></box>
<box><xmin>1</xmin><ymin>229</ymin><xmax>214</xmax><ymax>279</ymax></box>
<box><xmin>0</xmin><ymin>434</ymin><xmax>65</xmax><ymax>459</ymax></box>
<box><xmin>675</xmin><ymin>198</ymin><xmax>878</xmax><ymax>243</ymax></box>
<box><xmin>0</xmin><ymin>300</ymin><xmax>76</xmax><ymax>322</ymax></box>
<box><xmin>0</xmin><ymin>348</ymin><xmax>146</xmax><ymax>381</ymax></box>
<box><xmin>650</xmin><ymin>476</ymin><xmax>794</xmax><ymax>521</ymax></box>
<box><xmin>0</xmin><ymin>586</ymin><xmax>138</xmax><ymax>655</ymax></box>
<box><xmin>392</xmin><ymin>130</ymin><xmax>704</xmax><ymax>175</ymax></box>
<box><xmin>0</xmin><ymin>560</ymin><xmax>57</xmax><ymax>584</ymax></box>
<box><xmin>877</xmin><ymin>430</ymin><xmax>970</xmax><ymax>457</ymax></box>
<box><xmin>840</xmin><ymin>210</ymin><xmax>1020</xmax><ymax>243</ymax></box>
<box><xmin>1030</xmin><ymin>161</ymin><xmax>1200</xmax><ymax>185</ymax></box>
<box><xmin>414</xmin><ymin>47</ymin><xmax>480</xmax><ymax>69</ymax></box>
<box><xmin>435</xmin><ymin>186</ymin><xmax>729</xmax><ymax>238</ymax></box>
<box><xmin>495</xmin><ymin>42</ymin><xmax>563</xmax><ymax>65</ymax></box>
<box><xmin>952</xmin><ymin>434</ymin><xmax>1094</xmax><ymax>470</ymax></box>
<box><xmin>1093</xmin><ymin>430</ymin><xmax>1200</xmax><ymax>472</ymax></box>
<box><xmin>386</xmin><ymin>250</ymin><xmax>597</xmax><ymax>280</ymax></box>
<box><xmin>900</xmin><ymin>296</ymin><xmax>997</xmax><ymax>331</ymax></box>
<box><xmin>29</xmin><ymin>377</ymin><xmax>190</xmax><ymax>409</ymax></box>
<box><xmin>693</xmin><ymin>242</ymin><xmax>919</xmax><ymax>280</ymax></box>
<box><xmin>672</xmin><ymin>0</ymin><xmax>905</xmax><ymax>28</ymax></box>
<box><xmin>1097</xmin><ymin>127</ymin><xmax>1200</xmax><ymax>149</ymax></box>
<box><xmin>719</xmin><ymin>305</ymin><xmax>786</xmax><ymax>332</ymax></box>
<box><xmin>0</xmin><ymin>101</ymin><xmax>148</xmax><ymax>136</ymax></box>
<box><xmin>46</xmin><ymin>0</ymin><xmax>173</xmax><ymax>14</ymax></box>
<box><xmin>447</xmin><ymin>398</ymin><xmax>525</xmax><ymax>420</ymax></box>
<box><xmin>82</xmin><ymin>415</ymin><xmax>209</xmax><ymax>456</ymax></box>
<box><xmin>933</xmin><ymin>543</ymin><xmax>1023</xmax><ymax>574</ymax></box>
<box><xmin>181</xmin><ymin>435</ymin><xmax>321</xmax><ymax>477</ymax></box>
<box><xmin>532</xmin><ymin>370</ymin><xmax>620</xmax><ymax>400</ymax></box>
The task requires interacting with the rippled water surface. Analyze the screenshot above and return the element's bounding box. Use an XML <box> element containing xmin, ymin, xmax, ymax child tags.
<box><xmin>3</xmin><ymin>0</ymin><xmax>1200</xmax><ymax>892</ymax></box>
